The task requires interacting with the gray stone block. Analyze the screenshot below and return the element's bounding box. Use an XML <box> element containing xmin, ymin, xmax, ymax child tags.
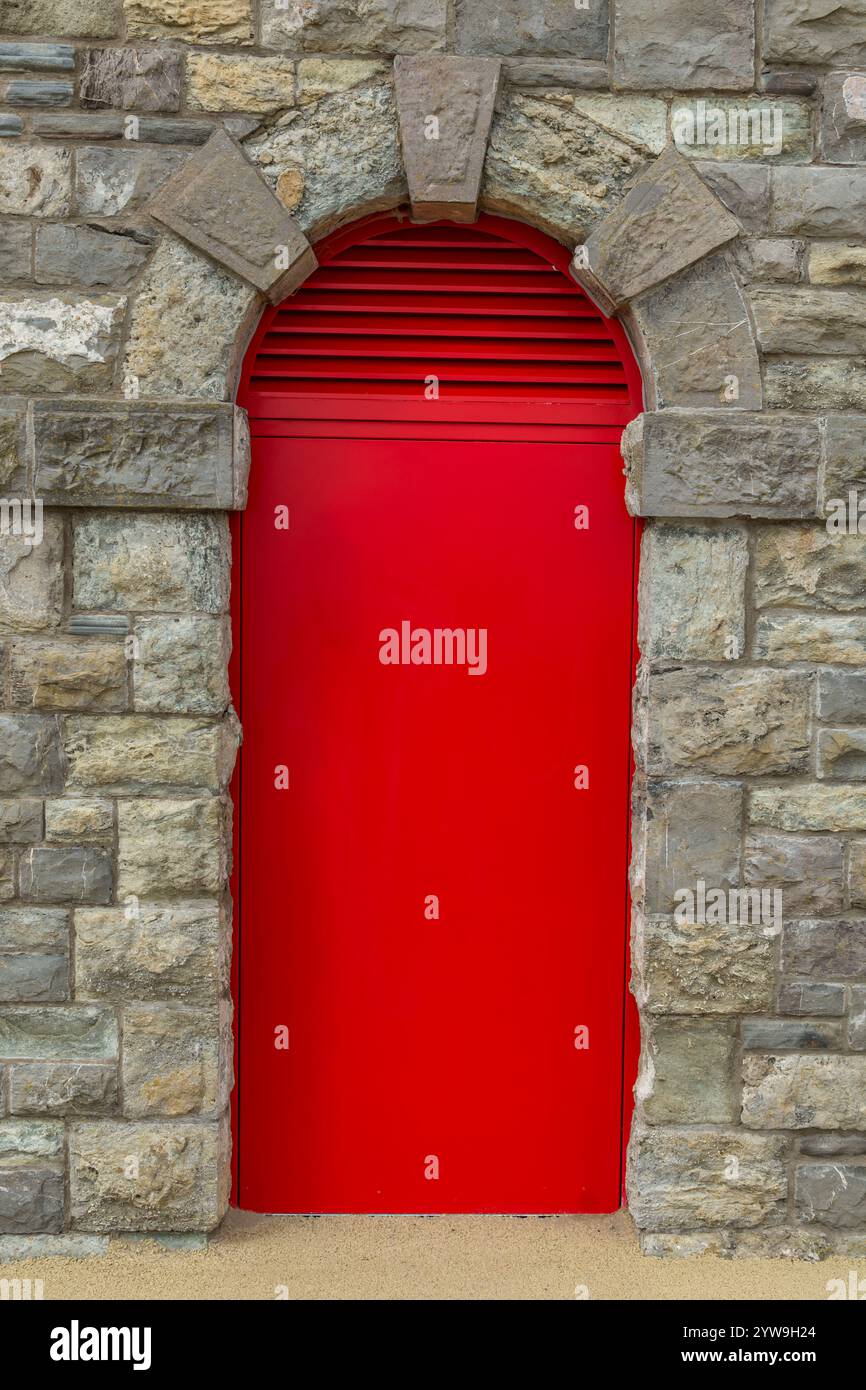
<box><xmin>0</xmin><ymin>1006</ymin><xmax>117</xmax><ymax>1061</ymax></box>
<box><xmin>821</xmin><ymin>71</ymin><xmax>866</xmax><ymax>163</ymax></box>
<box><xmin>132</xmin><ymin>615</ymin><xmax>230</xmax><ymax>715</ymax></box>
<box><xmin>778</xmin><ymin>981</ymin><xmax>846</xmax><ymax>1018</ymax></box>
<box><xmin>0</xmin><ymin>0</ymin><xmax>122</xmax><ymax>39</ymax></box>
<box><xmin>819</xmin><ymin>670</ymin><xmax>866</xmax><ymax>724</ymax></box>
<box><xmin>850</xmin><ymin>985</ymin><xmax>866</xmax><ymax>1050</ymax></box>
<box><xmin>0</xmin><ymin>144</ymin><xmax>71</xmax><ymax>216</ymax></box>
<box><xmin>261</xmin><ymin>0</ymin><xmax>445</xmax><ymax>53</ymax></box>
<box><xmin>121</xmin><ymin>1003</ymin><xmax>225</xmax><ymax>1118</ymax></box>
<box><xmin>0</xmin><ymin>909</ymin><xmax>66</xmax><ymax>951</ymax></box>
<box><xmin>35</xmin><ymin>400</ymin><xmax>247</xmax><ymax>510</ymax></box>
<box><xmin>819</xmin><ymin>729</ymin><xmax>866</xmax><ymax>780</ymax></box>
<box><xmin>643</xmin><ymin>781</ymin><xmax>742</xmax><ymax>915</ymax></box>
<box><xmin>771</xmin><ymin>167</ymin><xmax>866</xmax><ymax>237</ymax></box>
<box><xmin>395</xmin><ymin>55</ymin><xmax>500</xmax><ymax>222</ymax></box>
<box><xmin>9</xmin><ymin>1062</ymin><xmax>118</xmax><ymax>1116</ymax></box>
<box><xmin>622</xmin><ymin>410</ymin><xmax>821</xmax><ymax>520</ymax></box>
<box><xmin>647</xmin><ymin>668</ymin><xmax>811</xmax><ymax>776</ymax></box>
<box><xmin>80</xmin><ymin>46</ymin><xmax>183</xmax><ymax>112</ymax></box>
<box><xmin>35</xmin><ymin>224</ymin><xmax>152</xmax><ymax>290</ymax></box>
<box><xmin>629</xmin><ymin>1127</ymin><xmax>788</xmax><ymax>1232</ymax></box>
<box><xmin>752</xmin><ymin>287</ymin><xmax>866</xmax><ymax>356</ymax></box>
<box><xmin>800</xmin><ymin>1134</ymin><xmax>866</xmax><ymax>1156</ymax></box>
<box><xmin>744</xmin><ymin>832</ymin><xmax>843</xmax><ymax>916</ymax></box>
<box><xmin>149</xmin><ymin>128</ymin><xmax>316</xmax><ymax>303</ymax></box>
<box><xmin>0</xmin><ymin>115</ymin><xmax>22</xmax><ymax>136</ymax></box>
<box><xmin>0</xmin><ymin>715</ymin><xmax>63</xmax><ymax>794</ymax></box>
<box><xmin>696</xmin><ymin>162</ymin><xmax>770</xmax><ymax>234</ymax></box>
<box><xmin>0</xmin><ymin>953</ymin><xmax>68</xmax><ymax>1004</ymax></box>
<box><xmin>743</xmin><ymin>1053</ymin><xmax>866</xmax><ymax>1129</ymax></box>
<box><xmin>741</xmin><ymin>1019</ymin><xmax>843</xmax><ymax>1050</ymax></box>
<box><xmin>117</xmin><ymin>798</ymin><xmax>228</xmax><ymax>899</ymax></box>
<box><xmin>19</xmin><ymin>848</ymin><xmax>113</xmax><ymax>906</ymax></box>
<box><xmin>0</xmin><ymin>802</ymin><xmax>43</xmax><ymax>845</ymax></box>
<box><xmin>0</xmin><ymin>44</ymin><xmax>75</xmax><ymax>71</ymax></box>
<box><xmin>571</xmin><ymin>146</ymin><xmax>741</xmax><ymax>315</ymax></box>
<box><xmin>72</xmin><ymin>513</ymin><xmax>229</xmax><ymax>614</ymax></box>
<box><xmin>0</xmin><ymin>1233</ymin><xmax>107</xmax><ymax>1257</ymax></box>
<box><xmin>796</xmin><ymin>1164</ymin><xmax>866</xmax><ymax>1229</ymax></box>
<box><xmin>457</xmin><ymin>0</ymin><xmax>608</xmax><ymax>59</ymax></box>
<box><xmin>0</xmin><ymin>221</ymin><xmax>32</xmax><ymax>279</ymax></box>
<box><xmin>75</xmin><ymin>145</ymin><xmax>188</xmax><ymax>218</ymax></box>
<box><xmin>783</xmin><ymin>920</ymin><xmax>866</xmax><ymax>978</ymax></box>
<box><xmin>6</xmin><ymin>81</ymin><xmax>73</xmax><ymax>107</ymax></box>
<box><xmin>0</xmin><ymin>1165</ymin><xmax>63</xmax><ymax>1233</ymax></box>
<box><xmin>765</xmin><ymin>0</ymin><xmax>866</xmax><ymax>64</ymax></box>
<box><xmin>613</xmin><ymin>0</ymin><xmax>755</xmax><ymax>91</ymax></box>
<box><xmin>644</xmin><ymin>1020</ymin><xmax>738</xmax><ymax>1124</ymax></box>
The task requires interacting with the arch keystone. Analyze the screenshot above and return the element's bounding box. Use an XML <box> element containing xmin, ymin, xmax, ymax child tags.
<box><xmin>394</xmin><ymin>55</ymin><xmax>501</xmax><ymax>222</ymax></box>
<box><xmin>148</xmin><ymin>127</ymin><xmax>317</xmax><ymax>304</ymax></box>
<box><xmin>570</xmin><ymin>144</ymin><xmax>741</xmax><ymax>316</ymax></box>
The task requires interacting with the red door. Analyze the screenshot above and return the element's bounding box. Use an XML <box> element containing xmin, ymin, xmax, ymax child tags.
<box><xmin>234</xmin><ymin>216</ymin><xmax>642</xmax><ymax>1214</ymax></box>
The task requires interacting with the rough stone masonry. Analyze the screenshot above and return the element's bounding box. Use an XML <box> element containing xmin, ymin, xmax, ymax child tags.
<box><xmin>0</xmin><ymin>0</ymin><xmax>865</xmax><ymax>1258</ymax></box>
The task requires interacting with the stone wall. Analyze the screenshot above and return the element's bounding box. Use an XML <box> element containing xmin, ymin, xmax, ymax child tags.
<box><xmin>0</xmin><ymin>0</ymin><xmax>864</xmax><ymax>1254</ymax></box>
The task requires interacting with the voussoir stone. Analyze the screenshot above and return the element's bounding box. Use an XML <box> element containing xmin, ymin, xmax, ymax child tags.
<box><xmin>646</xmin><ymin>668</ymin><xmax>811</xmax><ymax>776</ymax></box>
<box><xmin>629</xmin><ymin>1127</ymin><xmax>788</xmax><ymax>1232</ymax></box>
<box><xmin>622</xmin><ymin>410</ymin><xmax>820</xmax><ymax>519</ymax></box>
<box><xmin>69</xmin><ymin>1118</ymin><xmax>228</xmax><ymax>1231</ymax></box>
<box><xmin>743</xmin><ymin>1054</ymin><xmax>866</xmax><ymax>1130</ymax></box>
<box><xmin>613</xmin><ymin>0</ymin><xmax>755</xmax><ymax>91</ymax></box>
<box><xmin>81</xmin><ymin>46</ymin><xmax>183</xmax><ymax>112</ymax></box>
<box><xmin>74</xmin><ymin>901</ymin><xmax>227</xmax><ymax>1003</ymax></box>
<box><xmin>571</xmin><ymin>145</ymin><xmax>741</xmax><ymax>315</ymax></box>
<box><xmin>34</xmin><ymin>399</ymin><xmax>247</xmax><ymax>509</ymax></box>
<box><xmin>149</xmin><ymin>128</ymin><xmax>315</xmax><ymax>302</ymax></box>
<box><xmin>394</xmin><ymin>56</ymin><xmax>500</xmax><ymax>222</ymax></box>
<box><xmin>72</xmin><ymin>513</ymin><xmax>229</xmax><ymax>615</ymax></box>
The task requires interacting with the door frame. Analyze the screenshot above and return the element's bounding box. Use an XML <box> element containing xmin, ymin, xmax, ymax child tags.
<box><xmin>229</xmin><ymin>212</ymin><xmax>643</xmax><ymax>1210</ymax></box>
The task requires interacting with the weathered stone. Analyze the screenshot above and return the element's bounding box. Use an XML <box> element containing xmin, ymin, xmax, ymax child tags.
<box><xmin>482</xmin><ymin>88</ymin><xmax>650</xmax><ymax>245</ymax></box>
<box><xmin>149</xmin><ymin>131</ymin><xmax>315</xmax><ymax>304</ymax></box>
<box><xmin>672</xmin><ymin>97</ymin><xmax>811</xmax><ymax>162</ymax></box>
<box><xmin>117</xmin><ymin>798</ymin><xmax>228</xmax><ymax>898</ymax></box>
<box><xmin>35</xmin><ymin>399</ymin><xmax>245</xmax><ymax>509</ymax></box>
<box><xmin>122</xmin><ymin>1003</ymin><xmax>225</xmax><ymax>1118</ymax></box>
<box><xmin>741</xmin><ymin>1019</ymin><xmax>842</xmax><ymax>1050</ymax></box>
<box><xmin>639</xmin><ymin>524</ymin><xmax>748</xmax><ymax>660</ymax></box>
<box><xmin>0</xmin><ymin>1164</ymin><xmax>63</xmax><ymax>1233</ymax></box>
<box><xmin>0</xmin><ymin>145</ymin><xmax>70</xmax><ymax>216</ymax></box>
<box><xmin>0</xmin><ymin>910</ymin><xmax>65</xmax><ymax>953</ymax></box>
<box><xmin>753</xmin><ymin>786</ymin><xmax>866</xmax><ymax>832</ymax></box>
<box><xmin>394</xmin><ymin>56</ymin><xmax>500</xmax><ymax>222</ymax></box>
<box><xmin>35</xmin><ymin>112</ymin><xmax>257</xmax><ymax>143</ymax></box>
<box><xmin>261</xmin><ymin>0</ymin><xmax>445</xmax><ymax>53</ymax></box>
<box><xmin>810</xmin><ymin>243</ymin><xmax>866</xmax><ymax>286</ymax></box>
<box><xmin>622</xmin><ymin>411</ymin><xmax>820</xmax><ymax>520</ymax></box>
<box><xmin>796</xmin><ymin>1164</ymin><xmax>866</xmax><ymax>1229</ymax></box>
<box><xmin>745</xmin><ymin>832</ymin><xmax>843</xmax><ymax>915</ymax></box>
<box><xmin>743</xmin><ymin>1054</ymin><xmax>866</xmax><ymax>1129</ymax></box>
<box><xmin>0</xmin><ymin>293</ymin><xmax>124</xmax><ymax>394</ymax></box>
<box><xmin>0</xmin><ymin>115</ymin><xmax>21</xmax><ymax>135</ymax></box>
<box><xmin>640</xmin><ymin>1226</ymin><xmax>830</xmax><ymax>1259</ymax></box>
<box><xmin>734</xmin><ymin>237</ymin><xmax>802</xmax><ymax>283</ymax></box>
<box><xmin>0</xmin><ymin>853</ymin><xmax>14</xmax><ymax>904</ymax></box>
<box><xmin>502</xmin><ymin>56</ymin><xmax>608</xmax><ymax>88</ymax></box>
<box><xmin>68</xmin><ymin>616</ymin><xmax>129</xmax><ymax>637</ymax></box>
<box><xmin>0</xmin><ymin>44</ymin><xmax>76</xmax><ymax>72</ymax></box>
<box><xmin>555</xmin><ymin>93</ymin><xmax>668</xmax><ymax>154</ymax></box>
<box><xmin>132</xmin><ymin>616</ymin><xmax>230</xmax><ymax>714</ymax></box>
<box><xmin>0</xmin><ymin>0</ymin><xmax>121</xmax><ymax>37</ymax></box>
<box><xmin>643</xmin><ymin>782</ymin><xmax>742</xmax><ymax>916</ymax></box>
<box><xmin>0</xmin><ymin>801</ymin><xmax>42</xmax><ymax>846</ymax></box>
<box><xmin>247</xmin><ymin>84</ymin><xmax>406</xmax><ymax>240</ymax></box>
<box><xmin>0</xmin><ymin>953</ymin><xmax>68</xmax><ymax>1003</ymax></box>
<box><xmin>0</xmin><ymin>220</ymin><xmax>32</xmax><ymax>280</ymax></box>
<box><xmin>0</xmin><ymin>715</ymin><xmax>63</xmax><ymax>793</ymax></box>
<box><xmin>64</xmin><ymin>714</ymin><xmax>238</xmax><ymax>794</ymax></box>
<box><xmin>35</xmin><ymin>224</ymin><xmax>151</xmax><ymax>291</ymax></box>
<box><xmin>646</xmin><ymin>668</ymin><xmax>811</xmax><ymax>776</ymax></box>
<box><xmin>641</xmin><ymin>916</ymin><xmax>775</xmax><ymax>1014</ymax></box>
<box><xmin>0</xmin><ymin>1117</ymin><xmax>63</xmax><ymax>1160</ymax></box>
<box><xmin>45</xmin><ymin>800</ymin><xmax>113</xmax><ymax>845</ymax></box>
<box><xmin>850</xmin><ymin>985</ymin><xmax>866</xmax><ymax>1050</ymax></box>
<box><xmin>6</xmin><ymin>81</ymin><xmax>73</xmax><ymax>107</ymax></box>
<box><xmin>629</xmin><ymin>1127</ymin><xmax>788</xmax><ymax>1231</ymax></box>
<box><xmin>613</xmin><ymin>0</ymin><xmax>754</xmax><ymax>90</ymax></box>
<box><xmin>69</xmin><ymin>1117</ymin><xmax>228</xmax><ymax>1231</ymax></box>
<box><xmin>771</xmin><ymin>167</ymin><xmax>866</xmax><ymax>237</ymax></box>
<box><xmin>766</xmin><ymin>359</ymin><xmax>866</xmax><ymax>412</ymax></box>
<box><xmin>188</xmin><ymin>54</ymin><xmax>294</xmax><ymax>115</ymax></box>
<box><xmin>72</xmin><ymin>513</ymin><xmax>229</xmax><ymax>614</ymax></box>
<box><xmin>20</xmin><ymin>848</ymin><xmax>113</xmax><ymax>906</ymax></box>
<box><xmin>643</xmin><ymin>1020</ymin><xmax>738</xmax><ymax>1124</ymax></box>
<box><xmin>756</xmin><ymin>525</ymin><xmax>866</xmax><ymax>613</ymax></box>
<box><xmin>631</xmin><ymin>256</ymin><xmax>762</xmax><ymax>409</ymax></box>
<box><xmin>783</xmin><ymin>920</ymin><xmax>866</xmax><ymax>978</ymax></box>
<box><xmin>755</xmin><ymin>613</ymin><xmax>866</xmax><ymax>665</ymax></box>
<box><xmin>819</xmin><ymin>728</ymin><xmax>866</xmax><ymax>779</ymax></box>
<box><xmin>821</xmin><ymin>71</ymin><xmax>866</xmax><ymax>163</ymax></box>
<box><xmin>124</xmin><ymin>237</ymin><xmax>256</xmax><ymax>401</ymax></box>
<box><xmin>778</xmin><ymin>981</ymin><xmax>845</xmax><ymax>1017</ymax></box>
<box><xmin>10</xmin><ymin>639</ymin><xmax>127</xmax><ymax>713</ymax></box>
<box><xmin>765</xmin><ymin>0</ymin><xmax>866</xmax><ymax>65</ymax></box>
<box><xmin>75</xmin><ymin>902</ymin><xmax>226</xmax><ymax>1003</ymax></box>
<box><xmin>824</xmin><ymin>413</ymin><xmax>866</xmax><ymax>502</ymax></box>
<box><xmin>753</xmin><ymin>288</ymin><xmax>866</xmax><ymax>356</ymax></box>
<box><xmin>819</xmin><ymin>669</ymin><xmax>866</xmax><ymax>724</ymax></box>
<box><xmin>125</xmin><ymin>0</ymin><xmax>252</xmax><ymax>42</ymax></box>
<box><xmin>457</xmin><ymin>0</ymin><xmax>607</xmax><ymax>59</ymax></box>
<box><xmin>81</xmin><ymin>46</ymin><xmax>182</xmax><ymax>112</ymax></box>
<box><xmin>697</xmin><ymin>162</ymin><xmax>770</xmax><ymax>233</ymax></box>
<box><xmin>0</xmin><ymin>398</ymin><xmax>28</xmax><ymax>491</ymax></box>
<box><xmin>9</xmin><ymin>1062</ymin><xmax>117</xmax><ymax>1116</ymax></box>
<box><xmin>296</xmin><ymin>58</ymin><xmax>389</xmax><ymax>106</ymax></box>
<box><xmin>0</xmin><ymin>1233</ymin><xmax>107</xmax><ymax>1257</ymax></box>
<box><xmin>571</xmin><ymin>146</ymin><xmax>740</xmax><ymax>316</ymax></box>
<box><xmin>0</xmin><ymin>513</ymin><xmax>64</xmax><ymax>632</ymax></box>
<box><xmin>75</xmin><ymin>145</ymin><xmax>187</xmax><ymax>218</ymax></box>
<box><xmin>801</xmin><ymin>1134</ymin><xmax>866</xmax><ymax>1156</ymax></box>
<box><xmin>0</xmin><ymin>1006</ymin><xmax>117</xmax><ymax>1059</ymax></box>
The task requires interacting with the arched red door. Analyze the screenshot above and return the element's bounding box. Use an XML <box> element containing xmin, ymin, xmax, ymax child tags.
<box><xmin>232</xmin><ymin>214</ymin><xmax>643</xmax><ymax>1214</ymax></box>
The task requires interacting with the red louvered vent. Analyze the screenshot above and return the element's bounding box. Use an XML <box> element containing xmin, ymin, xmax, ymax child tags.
<box><xmin>243</xmin><ymin>220</ymin><xmax>633</xmax><ymax>409</ymax></box>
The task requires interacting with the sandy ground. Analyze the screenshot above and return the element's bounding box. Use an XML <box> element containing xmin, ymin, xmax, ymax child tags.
<box><xmin>2</xmin><ymin>1209</ymin><xmax>863</xmax><ymax>1300</ymax></box>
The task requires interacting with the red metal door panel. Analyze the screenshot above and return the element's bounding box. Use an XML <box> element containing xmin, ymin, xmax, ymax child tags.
<box><xmin>238</xmin><ymin>435</ymin><xmax>635</xmax><ymax>1213</ymax></box>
